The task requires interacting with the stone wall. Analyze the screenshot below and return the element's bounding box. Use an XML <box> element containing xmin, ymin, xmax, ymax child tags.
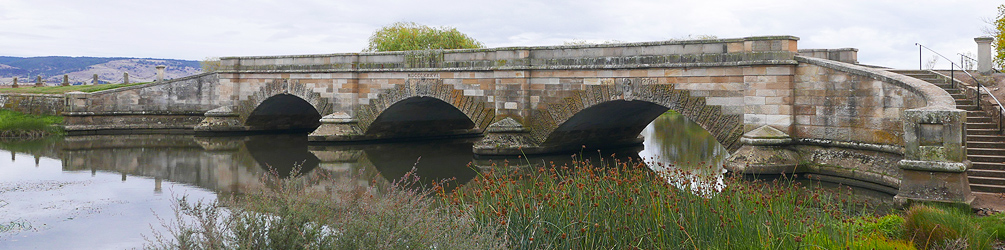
<box><xmin>0</xmin><ymin>93</ymin><xmax>64</xmax><ymax>115</ymax></box>
<box><xmin>798</xmin><ymin>48</ymin><xmax>858</xmax><ymax>64</ymax></box>
<box><xmin>63</xmin><ymin>73</ymin><xmax>221</xmax><ymax>133</ymax></box>
<box><xmin>793</xmin><ymin>56</ymin><xmax>925</xmax><ymax>147</ymax></box>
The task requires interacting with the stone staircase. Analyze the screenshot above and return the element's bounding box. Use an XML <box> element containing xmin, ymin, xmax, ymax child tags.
<box><xmin>892</xmin><ymin>70</ymin><xmax>1005</xmax><ymax>193</ymax></box>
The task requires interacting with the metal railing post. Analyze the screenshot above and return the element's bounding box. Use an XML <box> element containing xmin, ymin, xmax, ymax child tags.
<box><xmin>917</xmin><ymin>43</ymin><xmax>922</xmax><ymax>70</ymax></box>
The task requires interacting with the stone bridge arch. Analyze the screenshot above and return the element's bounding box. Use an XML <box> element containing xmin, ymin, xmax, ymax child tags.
<box><xmin>521</xmin><ymin>77</ymin><xmax>743</xmax><ymax>154</ymax></box>
<box><xmin>351</xmin><ymin>78</ymin><xmax>495</xmax><ymax>139</ymax></box>
<box><xmin>237</xmin><ymin>79</ymin><xmax>334</xmax><ymax>130</ymax></box>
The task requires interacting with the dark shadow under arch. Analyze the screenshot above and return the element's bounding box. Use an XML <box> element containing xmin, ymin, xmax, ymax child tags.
<box><xmin>542</xmin><ymin>100</ymin><xmax>670</xmax><ymax>149</ymax></box>
<box><xmin>365</xmin><ymin>96</ymin><xmax>479</xmax><ymax>139</ymax></box>
<box><xmin>245</xmin><ymin>94</ymin><xmax>322</xmax><ymax>132</ymax></box>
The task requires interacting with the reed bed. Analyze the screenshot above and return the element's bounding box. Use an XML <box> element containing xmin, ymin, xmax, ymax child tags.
<box><xmin>441</xmin><ymin>156</ymin><xmax>911</xmax><ymax>249</ymax></box>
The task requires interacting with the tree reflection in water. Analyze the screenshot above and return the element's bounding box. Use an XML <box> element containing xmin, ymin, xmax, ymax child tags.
<box><xmin>639</xmin><ymin>111</ymin><xmax>728</xmax><ymax>195</ymax></box>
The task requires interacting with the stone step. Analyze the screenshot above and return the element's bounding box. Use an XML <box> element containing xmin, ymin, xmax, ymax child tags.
<box><xmin>957</xmin><ymin>105</ymin><xmax>980</xmax><ymax>111</ymax></box>
<box><xmin>969</xmin><ymin>116</ymin><xmax>993</xmax><ymax>123</ymax></box>
<box><xmin>968</xmin><ymin>148</ymin><xmax>1005</xmax><ymax>156</ymax></box>
<box><xmin>952</xmin><ymin>94</ymin><xmax>968</xmax><ymax>99</ymax></box>
<box><xmin>970</xmin><ymin>184</ymin><xmax>1005</xmax><ymax>193</ymax></box>
<box><xmin>968</xmin><ymin>154</ymin><xmax>1005</xmax><ymax>162</ymax></box>
<box><xmin>958</xmin><ymin>100</ymin><xmax>975</xmax><ymax>106</ymax></box>
<box><xmin>967</xmin><ymin>141</ymin><xmax>1005</xmax><ymax>149</ymax></box>
<box><xmin>972</xmin><ymin>162</ymin><xmax>1005</xmax><ymax>170</ymax></box>
<box><xmin>968</xmin><ymin>135</ymin><xmax>1005</xmax><ymax>142</ymax></box>
<box><xmin>969</xmin><ymin>169</ymin><xmax>1005</xmax><ymax>178</ymax></box>
<box><xmin>968</xmin><ymin>128</ymin><xmax>1001</xmax><ymax>135</ymax></box>
<box><xmin>969</xmin><ymin>176</ymin><xmax>1005</xmax><ymax>186</ymax></box>
<box><xmin>967</xmin><ymin>122</ymin><xmax>998</xmax><ymax>130</ymax></box>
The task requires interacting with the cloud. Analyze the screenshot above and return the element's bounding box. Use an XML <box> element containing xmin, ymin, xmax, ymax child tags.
<box><xmin>0</xmin><ymin>0</ymin><xmax>999</xmax><ymax>68</ymax></box>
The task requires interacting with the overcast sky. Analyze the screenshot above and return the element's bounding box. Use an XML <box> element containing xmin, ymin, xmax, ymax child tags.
<box><xmin>1</xmin><ymin>0</ymin><xmax>1000</xmax><ymax>69</ymax></box>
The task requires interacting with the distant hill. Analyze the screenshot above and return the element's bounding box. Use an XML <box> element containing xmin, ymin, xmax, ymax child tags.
<box><xmin>0</xmin><ymin>56</ymin><xmax>202</xmax><ymax>85</ymax></box>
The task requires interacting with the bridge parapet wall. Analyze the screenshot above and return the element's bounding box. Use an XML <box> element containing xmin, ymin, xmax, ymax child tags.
<box><xmin>0</xmin><ymin>93</ymin><xmax>64</xmax><ymax>116</ymax></box>
<box><xmin>63</xmin><ymin>73</ymin><xmax>221</xmax><ymax>133</ymax></box>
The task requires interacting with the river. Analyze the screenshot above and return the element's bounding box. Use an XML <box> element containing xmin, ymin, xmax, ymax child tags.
<box><xmin>0</xmin><ymin>111</ymin><xmax>888</xmax><ymax>249</ymax></box>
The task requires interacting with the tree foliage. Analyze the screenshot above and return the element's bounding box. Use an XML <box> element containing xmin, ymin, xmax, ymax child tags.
<box><xmin>364</xmin><ymin>22</ymin><xmax>484</xmax><ymax>52</ymax></box>
<box><xmin>200</xmin><ymin>57</ymin><xmax>222</xmax><ymax>73</ymax></box>
<box><xmin>993</xmin><ymin>5</ymin><xmax>1005</xmax><ymax>69</ymax></box>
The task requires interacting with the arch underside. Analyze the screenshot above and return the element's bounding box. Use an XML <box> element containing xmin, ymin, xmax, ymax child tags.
<box><xmin>365</xmin><ymin>96</ymin><xmax>478</xmax><ymax>139</ymax></box>
<box><xmin>238</xmin><ymin>79</ymin><xmax>332</xmax><ymax>131</ymax></box>
<box><xmin>354</xmin><ymin>79</ymin><xmax>495</xmax><ymax>140</ymax></box>
<box><xmin>245</xmin><ymin>94</ymin><xmax>322</xmax><ymax>131</ymax></box>
<box><xmin>530</xmin><ymin>83</ymin><xmax>743</xmax><ymax>153</ymax></box>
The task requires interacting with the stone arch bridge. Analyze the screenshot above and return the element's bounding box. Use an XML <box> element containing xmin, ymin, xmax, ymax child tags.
<box><xmin>60</xmin><ymin>36</ymin><xmax>971</xmax><ymax>204</ymax></box>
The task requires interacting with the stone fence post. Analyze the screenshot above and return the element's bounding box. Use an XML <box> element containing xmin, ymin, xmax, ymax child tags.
<box><xmin>62</xmin><ymin>74</ymin><xmax>69</xmax><ymax>86</ymax></box>
<box><xmin>36</xmin><ymin>75</ymin><xmax>43</xmax><ymax>87</ymax></box>
<box><xmin>896</xmin><ymin>107</ymin><xmax>973</xmax><ymax>204</ymax></box>
<box><xmin>976</xmin><ymin>37</ymin><xmax>994</xmax><ymax>74</ymax></box>
<box><xmin>156</xmin><ymin>65</ymin><xmax>166</xmax><ymax>82</ymax></box>
<box><xmin>123</xmin><ymin>72</ymin><xmax>129</xmax><ymax>84</ymax></box>
<box><xmin>12</xmin><ymin>77</ymin><xmax>17</xmax><ymax>88</ymax></box>
<box><xmin>91</xmin><ymin>74</ymin><xmax>99</xmax><ymax>85</ymax></box>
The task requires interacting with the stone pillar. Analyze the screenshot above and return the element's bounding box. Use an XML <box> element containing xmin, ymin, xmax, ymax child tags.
<box><xmin>65</xmin><ymin>91</ymin><xmax>91</xmax><ymax>113</ymax></box>
<box><xmin>11</xmin><ymin>77</ymin><xmax>17</xmax><ymax>88</ymax></box>
<box><xmin>976</xmin><ymin>37</ymin><xmax>994</xmax><ymax>74</ymax></box>
<box><xmin>35</xmin><ymin>75</ymin><xmax>43</xmax><ymax>87</ymax></box>
<box><xmin>91</xmin><ymin>74</ymin><xmax>99</xmax><ymax>85</ymax></box>
<box><xmin>306</xmin><ymin>112</ymin><xmax>364</xmax><ymax>141</ymax></box>
<box><xmin>123</xmin><ymin>72</ymin><xmax>129</xmax><ymax>84</ymax></box>
<box><xmin>62</xmin><ymin>74</ymin><xmax>69</xmax><ymax>86</ymax></box>
<box><xmin>156</xmin><ymin>65</ymin><xmax>166</xmax><ymax>82</ymax></box>
<box><xmin>724</xmin><ymin>125</ymin><xmax>801</xmax><ymax>174</ymax></box>
<box><xmin>895</xmin><ymin>108</ymin><xmax>973</xmax><ymax>204</ymax></box>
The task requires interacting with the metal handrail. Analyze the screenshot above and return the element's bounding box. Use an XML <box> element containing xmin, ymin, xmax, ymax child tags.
<box><xmin>917</xmin><ymin>43</ymin><xmax>1005</xmax><ymax>132</ymax></box>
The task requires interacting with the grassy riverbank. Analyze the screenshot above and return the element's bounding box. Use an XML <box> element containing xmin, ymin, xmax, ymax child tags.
<box><xmin>0</xmin><ymin>82</ymin><xmax>149</xmax><ymax>94</ymax></box>
<box><xmin>148</xmin><ymin>158</ymin><xmax>1005</xmax><ymax>249</ymax></box>
<box><xmin>0</xmin><ymin>109</ymin><xmax>63</xmax><ymax>139</ymax></box>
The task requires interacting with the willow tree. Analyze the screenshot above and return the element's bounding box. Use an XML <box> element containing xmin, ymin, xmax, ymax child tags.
<box><xmin>363</xmin><ymin>22</ymin><xmax>484</xmax><ymax>52</ymax></box>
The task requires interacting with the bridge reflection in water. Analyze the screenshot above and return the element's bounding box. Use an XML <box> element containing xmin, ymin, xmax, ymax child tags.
<box><xmin>1</xmin><ymin>111</ymin><xmax>735</xmax><ymax>197</ymax></box>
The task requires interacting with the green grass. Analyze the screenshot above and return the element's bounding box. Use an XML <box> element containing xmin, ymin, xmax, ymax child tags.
<box><xmin>903</xmin><ymin>204</ymin><xmax>1005</xmax><ymax>249</ymax></box>
<box><xmin>0</xmin><ymin>82</ymin><xmax>150</xmax><ymax>94</ymax></box>
<box><xmin>0</xmin><ymin>109</ymin><xmax>63</xmax><ymax>138</ymax></box>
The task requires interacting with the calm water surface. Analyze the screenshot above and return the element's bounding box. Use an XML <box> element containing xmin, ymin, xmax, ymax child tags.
<box><xmin>0</xmin><ymin>112</ymin><xmax>883</xmax><ymax>249</ymax></box>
